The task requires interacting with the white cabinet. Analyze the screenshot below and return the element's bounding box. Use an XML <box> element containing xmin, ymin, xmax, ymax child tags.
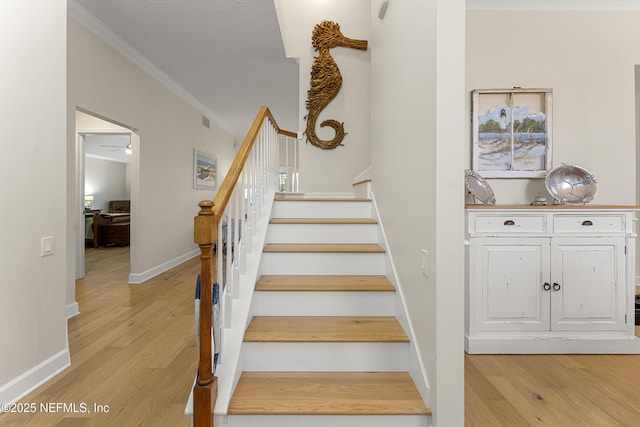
<box><xmin>473</xmin><ymin>237</ymin><xmax>551</xmax><ymax>332</ymax></box>
<box><xmin>551</xmin><ymin>237</ymin><xmax>625</xmax><ymax>331</ymax></box>
<box><xmin>466</xmin><ymin>206</ymin><xmax>640</xmax><ymax>354</ymax></box>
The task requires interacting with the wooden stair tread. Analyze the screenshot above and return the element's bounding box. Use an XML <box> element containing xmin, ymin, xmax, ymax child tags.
<box><xmin>263</xmin><ymin>243</ymin><xmax>385</xmax><ymax>253</ymax></box>
<box><xmin>274</xmin><ymin>197</ymin><xmax>371</xmax><ymax>202</ymax></box>
<box><xmin>228</xmin><ymin>371</ymin><xmax>431</xmax><ymax>415</ymax></box>
<box><xmin>269</xmin><ymin>217</ymin><xmax>377</xmax><ymax>224</ymax></box>
<box><xmin>256</xmin><ymin>275</ymin><xmax>395</xmax><ymax>292</ymax></box>
<box><xmin>244</xmin><ymin>316</ymin><xmax>409</xmax><ymax>342</ymax></box>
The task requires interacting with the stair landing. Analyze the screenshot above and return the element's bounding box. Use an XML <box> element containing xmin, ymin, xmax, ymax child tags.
<box><xmin>228</xmin><ymin>371</ymin><xmax>431</xmax><ymax>416</ymax></box>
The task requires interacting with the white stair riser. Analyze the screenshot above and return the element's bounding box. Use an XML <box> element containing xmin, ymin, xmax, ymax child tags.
<box><xmin>272</xmin><ymin>201</ymin><xmax>372</xmax><ymax>218</ymax></box>
<box><xmin>267</xmin><ymin>223</ymin><xmax>378</xmax><ymax>244</ymax></box>
<box><xmin>252</xmin><ymin>291</ymin><xmax>395</xmax><ymax>316</ymax></box>
<box><xmin>227</xmin><ymin>415</ymin><xmax>429</xmax><ymax>427</ymax></box>
<box><xmin>241</xmin><ymin>342</ymin><xmax>409</xmax><ymax>371</ymax></box>
<box><xmin>260</xmin><ymin>252</ymin><xmax>385</xmax><ymax>275</ymax></box>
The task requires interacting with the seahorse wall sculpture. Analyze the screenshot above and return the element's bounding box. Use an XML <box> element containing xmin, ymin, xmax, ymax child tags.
<box><xmin>304</xmin><ymin>21</ymin><xmax>368</xmax><ymax>150</ymax></box>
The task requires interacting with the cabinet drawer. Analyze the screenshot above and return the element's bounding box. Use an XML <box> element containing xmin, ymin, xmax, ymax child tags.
<box><xmin>553</xmin><ymin>215</ymin><xmax>625</xmax><ymax>233</ymax></box>
<box><xmin>473</xmin><ymin>215</ymin><xmax>546</xmax><ymax>234</ymax></box>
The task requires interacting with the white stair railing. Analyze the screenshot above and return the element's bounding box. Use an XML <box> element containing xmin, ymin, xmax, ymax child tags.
<box><xmin>280</xmin><ymin>133</ymin><xmax>300</xmax><ymax>193</ymax></box>
<box><xmin>193</xmin><ymin>106</ymin><xmax>293</xmax><ymax>427</ymax></box>
<box><xmin>217</xmin><ymin>117</ymin><xmax>280</xmax><ymax>330</ymax></box>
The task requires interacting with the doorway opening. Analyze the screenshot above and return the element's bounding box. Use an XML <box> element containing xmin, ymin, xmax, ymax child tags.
<box><xmin>75</xmin><ymin>109</ymin><xmax>137</xmax><ymax>281</ymax></box>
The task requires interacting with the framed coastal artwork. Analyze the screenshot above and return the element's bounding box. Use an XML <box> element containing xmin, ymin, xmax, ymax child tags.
<box><xmin>194</xmin><ymin>149</ymin><xmax>217</xmax><ymax>190</ymax></box>
<box><xmin>471</xmin><ymin>88</ymin><xmax>552</xmax><ymax>178</ymax></box>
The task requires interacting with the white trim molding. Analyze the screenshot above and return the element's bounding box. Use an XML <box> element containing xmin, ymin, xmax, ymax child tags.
<box><xmin>0</xmin><ymin>350</ymin><xmax>70</xmax><ymax>409</ymax></box>
<box><xmin>128</xmin><ymin>249</ymin><xmax>199</xmax><ymax>284</ymax></box>
<box><xmin>66</xmin><ymin>302</ymin><xmax>80</xmax><ymax>319</ymax></box>
<box><xmin>467</xmin><ymin>0</ymin><xmax>640</xmax><ymax>10</ymax></box>
<box><xmin>370</xmin><ymin>193</ymin><xmax>431</xmax><ymax>407</ymax></box>
<box><xmin>67</xmin><ymin>0</ymin><xmax>236</xmax><ymax>137</ymax></box>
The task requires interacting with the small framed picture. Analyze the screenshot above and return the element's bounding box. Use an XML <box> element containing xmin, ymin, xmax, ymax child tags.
<box><xmin>472</xmin><ymin>88</ymin><xmax>552</xmax><ymax>178</ymax></box>
<box><xmin>194</xmin><ymin>149</ymin><xmax>217</xmax><ymax>190</ymax></box>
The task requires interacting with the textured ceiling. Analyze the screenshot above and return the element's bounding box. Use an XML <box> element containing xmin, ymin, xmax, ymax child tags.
<box><xmin>73</xmin><ymin>0</ymin><xmax>299</xmax><ymax>137</ymax></box>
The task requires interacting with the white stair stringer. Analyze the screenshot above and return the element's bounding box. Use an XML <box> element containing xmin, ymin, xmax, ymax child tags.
<box><xmin>370</xmin><ymin>192</ymin><xmax>431</xmax><ymax>409</ymax></box>
<box><xmin>223</xmin><ymin>196</ymin><xmax>431</xmax><ymax>427</ymax></box>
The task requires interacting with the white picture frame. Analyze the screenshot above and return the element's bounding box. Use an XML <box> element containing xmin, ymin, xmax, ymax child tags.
<box><xmin>472</xmin><ymin>88</ymin><xmax>553</xmax><ymax>178</ymax></box>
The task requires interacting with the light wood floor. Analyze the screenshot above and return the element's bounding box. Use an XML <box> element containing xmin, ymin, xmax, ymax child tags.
<box><xmin>0</xmin><ymin>246</ymin><xmax>198</xmax><ymax>427</ymax></box>
<box><xmin>466</xmin><ymin>352</ymin><xmax>640</xmax><ymax>426</ymax></box>
<box><xmin>2</xmin><ymin>247</ymin><xmax>640</xmax><ymax>426</ymax></box>
<box><xmin>467</xmin><ymin>310</ymin><xmax>640</xmax><ymax>425</ymax></box>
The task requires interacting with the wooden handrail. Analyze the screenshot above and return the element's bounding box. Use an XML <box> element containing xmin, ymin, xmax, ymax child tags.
<box><xmin>193</xmin><ymin>106</ymin><xmax>294</xmax><ymax>427</ymax></box>
<box><xmin>212</xmin><ymin>106</ymin><xmax>292</xmax><ymax>216</ymax></box>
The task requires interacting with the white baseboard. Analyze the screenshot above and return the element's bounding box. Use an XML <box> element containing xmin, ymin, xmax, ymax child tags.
<box><xmin>465</xmin><ymin>335</ymin><xmax>640</xmax><ymax>354</ymax></box>
<box><xmin>66</xmin><ymin>302</ymin><xmax>80</xmax><ymax>319</ymax></box>
<box><xmin>0</xmin><ymin>349</ymin><xmax>70</xmax><ymax>409</ymax></box>
<box><xmin>128</xmin><ymin>249</ymin><xmax>199</xmax><ymax>284</ymax></box>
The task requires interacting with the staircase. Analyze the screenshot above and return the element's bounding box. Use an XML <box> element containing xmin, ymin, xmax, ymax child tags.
<box><xmin>225</xmin><ymin>197</ymin><xmax>431</xmax><ymax>427</ymax></box>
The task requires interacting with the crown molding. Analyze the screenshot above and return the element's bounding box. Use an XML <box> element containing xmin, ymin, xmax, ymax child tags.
<box><xmin>467</xmin><ymin>0</ymin><xmax>640</xmax><ymax>10</ymax></box>
<box><xmin>67</xmin><ymin>0</ymin><xmax>236</xmax><ymax>136</ymax></box>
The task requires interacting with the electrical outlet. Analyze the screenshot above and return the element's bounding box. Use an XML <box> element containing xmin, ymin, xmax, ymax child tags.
<box><xmin>41</xmin><ymin>236</ymin><xmax>54</xmax><ymax>257</ymax></box>
<box><xmin>421</xmin><ymin>249</ymin><xmax>428</xmax><ymax>277</ymax></box>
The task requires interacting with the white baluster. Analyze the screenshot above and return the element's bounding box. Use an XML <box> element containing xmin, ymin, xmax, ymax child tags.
<box><xmin>239</xmin><ymin>169</ymin><xmax>247</xmax><ymax>274</ymax></box>
<box><xmin>293</xmin><ymin>136</ymin><xmax>298</xmax><ymax>192</ymax></box>
<box><xmin>225</xmin><ymin>201</ymin><xmax>233</xmax><ymax>303</ymax></box>
<box><xmin>232</xmin><ymin>180</ymin><xmax>240</xmax><ymax>298</ymax></box>
<box><xmin>273</xmin><ymin>125</ymin><xmax>278</xmax><ymax>190</ymax></box>
<box><xmin>223</xmin><ymin>283</ymin><xmax>232</xmax><ymax>332</ymax></box>
<box><xmin>217</xmin><ymin>218</ymin><xmax>225</xmax><ymax>327</ymax></box>
<box><xmin>250</xmin><ymin>148</ymin><xmax>257</xmax><ymax>240</ymax></box>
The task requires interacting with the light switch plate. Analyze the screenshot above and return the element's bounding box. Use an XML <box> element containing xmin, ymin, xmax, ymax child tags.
<box><xmin>41</xmin><ymin>236</ymin><xmax>54</xmax><ymax>256</ymax></box>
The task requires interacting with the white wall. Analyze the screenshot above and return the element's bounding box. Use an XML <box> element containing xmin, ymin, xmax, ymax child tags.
<box><xmin>370</xmin><ymin>1</ymin><xmax>465</xmax><ymax>425</ymax></box>
<box><xmin>279</xmin><ymin>0</ymin><xmax>466</xmax><ymax>424</ymax></box>
<box><xmin>66</xmin><ymin>17</ymin><xmax>237</xmax><ymax>289</ymax></box>
<box><xmin>78</xmin><ymin>111</ymin><xmax>131</xmax><ymax>210</ymax></box>
<box><xmin>84</xmin><ymin>157</ymin><xmax>127</xmax><ymax>212</ymax></box>
<box><xmin>76</xmin><ymin>111</ymin><xmax>132</xmax><ymax>205</ymax></box>
<box><xmin>467</xmin><ymin>10</ymin><xmax>640</xmax><ymax>205</ymax></box>
<box><xmin>275</xmin><ymin>0</ymin><xmax>371</xmax><ymax>194</ymax></box>
<box><xmin>0</xmin><ymin>0</ymin><xmax>69</xmax><ymax>402</ymax></box>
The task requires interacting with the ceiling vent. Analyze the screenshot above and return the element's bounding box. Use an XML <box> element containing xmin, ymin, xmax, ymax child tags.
<box><xmin>202</xmin><ymin>115</ymin><xmax>210</xmax><ymax>128</ymax></box>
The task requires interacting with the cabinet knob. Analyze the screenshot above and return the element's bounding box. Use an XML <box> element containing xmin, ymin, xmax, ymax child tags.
<box><xmin>553</xmin><ymin>283</ymin><xmax>561</xmax><ymax>291</ymax></box>
<box><xmin>581</xmin><ymin>220</ymin><xmax>593</xmax><ymax>226</ymax></box>
<box><xmin>503</xmin><ymin>220</ymin><xmax>515</xmax><ymax>226</ymax></box>
<box><xmin>543</xmin><ymin>282</ymin><xmax>551</xmax><ymax>291</ymax></box>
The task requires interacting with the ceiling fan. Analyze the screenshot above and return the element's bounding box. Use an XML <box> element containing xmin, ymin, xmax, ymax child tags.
<box><xmin>100</xmin><ymin>143</ymin><xmax>132</xmax><ymax>153</ymax></box>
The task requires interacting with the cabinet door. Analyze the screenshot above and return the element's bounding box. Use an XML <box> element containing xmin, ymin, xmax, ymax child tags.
<box><xmin>472</xmin><ymin>238</ymin><xmax>550</xmax><ymax>331</ymax></box>
<box><xmin>550</xmin><ymin>237</ymin><xmax>625</xmax><ymax>331</ymax></box>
